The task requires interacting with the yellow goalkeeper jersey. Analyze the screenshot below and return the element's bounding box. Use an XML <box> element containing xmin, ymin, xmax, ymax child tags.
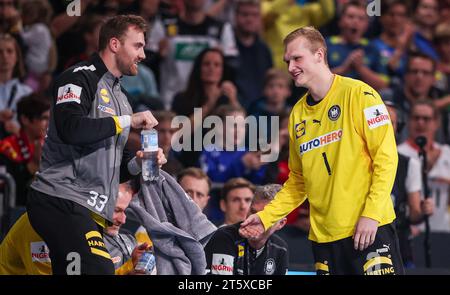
<box><xmin>258</xmin><ymin>75</ymin><xmax>398</xmax><ymax>243</ymax></box>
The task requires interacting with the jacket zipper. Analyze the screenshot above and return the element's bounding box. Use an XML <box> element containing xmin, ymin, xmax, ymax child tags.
<box><xmin>109</xmin><ymin>82</ymin><xmax>123</xmax><ymax>199</ymax></box>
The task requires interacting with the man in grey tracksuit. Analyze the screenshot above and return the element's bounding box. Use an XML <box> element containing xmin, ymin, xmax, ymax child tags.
<box><xmin>26</xmin><ymin>15</ymin><xmax>165</xmax><ymax>275</ymax></box>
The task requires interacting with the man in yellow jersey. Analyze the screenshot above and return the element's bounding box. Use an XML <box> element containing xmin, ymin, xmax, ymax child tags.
<box><xmin>240</xmin><ymin>26</ymin><xmax>405</xmax><ymax>275</ymax></box>
<box><xmin>0</xmin><ymin>182</ymin><xmax>149</xmax><ymax>275</ymax></box>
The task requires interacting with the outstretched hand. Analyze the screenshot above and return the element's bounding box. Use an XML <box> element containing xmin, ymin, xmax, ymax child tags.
<box><xmin>239</xmin><ymin>214</ymin><xmax>265</xmax><ymax>239</ymax></box>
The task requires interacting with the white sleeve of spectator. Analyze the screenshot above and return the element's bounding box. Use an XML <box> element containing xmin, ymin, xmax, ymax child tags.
<box><xmin>146</xmin><ymin>18</ymin><xmax>166</xmax><ymax>52</ymax></box>
<box><xmin>220</xmin><ymin>22</ymin><xmax>238</xmax><ymax>57</ymax></box>
<box><xmin>405</xmin><ymin>157</ymin><xmax>422</xmax><ymax>194</ymax></box>
<box><xmin>21</xmin><ymin>23</ymin><xmax>52</xmax><ymax>74</ymax></box>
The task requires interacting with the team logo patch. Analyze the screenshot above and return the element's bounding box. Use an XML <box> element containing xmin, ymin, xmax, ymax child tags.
<box><xmin>300</xmin><ymin>129</ymin><xmax>343</xmax><ymax>155</ymax></box>
<box><xmin>264</xmin><ymin>258</ymin><xmax>276</xmax><ymax>275</ymax></box>
<box><xmin>364</xmin><ymin>104</ymin><xmax>390</xmax><ymax>129</ymax></box>
<box><xmin>98</xmin><ymin>104</ymin><xmax>116</xmax><ymax>115</ymax></box>
<box><xmin>30</xmin><ymin>241</ymin><xmax>51</xmax><ymax>263</ymax></box>
<box><xmin>295</xmin><ymin>120</ymin><xmax>306</xmax><ymax>139</ymax></box>
<box><xmin>57</xmin><ymin>84</ymin><xmax>82</xmax><ymax>105</ymax></box>
<box><xmin>100</xmin><ymin>88</ymin><xmax>110</xmax><ymax>104</ymax></box>
<box><xmin>328</xmin><ymin>105</ymin><xmax>341</xmax><ymax>121</ymax></box>
<box><xmin>211</xmin><ymin>254</ymin><xmax>234</xmax><ymax>275</ymax></box>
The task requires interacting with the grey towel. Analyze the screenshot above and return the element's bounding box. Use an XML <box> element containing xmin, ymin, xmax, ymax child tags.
<box><xmin>128</xmin><ymin>170</ymin><xmax>217</xmax><ymax>275</ymax></box>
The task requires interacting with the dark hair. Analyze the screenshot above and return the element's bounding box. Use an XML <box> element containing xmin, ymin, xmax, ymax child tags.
<box><xmin>221</xmin><ymin>177</ymin><xmax>256</xmax><ymax>202</ymax></box>
<box><xmin>21</xmin><ymin>0</ymin><xmax>53</xmax><ymax>25</ymax></box>
<box><xmin>177</xmin><ymin>167</ymin><xmax>212</xmax><ymax>190</ymax></box>
<box><xmin>182</xmin><ymin>48</ymin><xmax>226</xmax><ymax>107</ymax></box>
<box><xmin>406</xmin><ymin>51</ymin><xmax>437</xmax><ymax>72</ymax></box>
<box><xmin>17</xmin><ymin>93</ymin><xmax>50</xmax><ymax>126</ymax></box>
<box><xmin>98</xmin><ymin>15</ymin><xmax>147</xmax><ymax>51</ymax></box>
<box><xmin>411</xmin><ymin>99</ymin><xmax>440</xmax><ymax>119</ymax></box>
<box><xmin>381</xmin><ymin>0</ymin><xmax>410</xmax><ymax>16</ymax></box>
<box><xmin>213</xmin><ymin>104</ymin><xmax>246</xmax><ymax>120</ymax></box>
<box><xmin>153</xmin><ymin>110</ymin><xmax>176</xmax><ymax>123</ymax></box>
<box><xmin>340</xmin><ymin>0</ymin><xmax>367</xmax><ymax>17</ymax></box>
<box><xmin>79</xmin><ymin>14</ymin><xmax>106</xmax><ymax>35</ymax></box>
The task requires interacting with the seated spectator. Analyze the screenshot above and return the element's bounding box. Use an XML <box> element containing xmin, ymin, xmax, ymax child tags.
<box><xmin>172</xmin><ymin>48</ymin><xmax>241</xmax><ymax>119</ymax></box>
<box><xmin>200</xmin><ymin>104</ymin><xmax>267</xmax><ymax>184</ymax></box>
<box><xmin>381</xmin><ymin>51</ymin><xmax>449</xmax><ymax>143</ymax></box>
<box><xmin>219</xmin><ymin>177</ymin><xmax>255</xmax><ymax>226</ymax></box>
<box><xmin>20</xmin><ymin>0</ymin><xmax>53</xmax><ymax>92</ymax></box>
<box><xmin>0</xmin><ymin>33</ymin><xmax>33</xmax><ymax>139</ymax></box>
<box><xmin>172</xmin><ymin>48</ymin><xmax>241</xmax><ymax>167</ymax></box>
<box><xmin>370</xmin><ymin>0</ymin><xmax>414</xmax><ymax>86</ymax></box>
<box><xmin>327</xmin><ymin>0</ymin><xmax>388</xmax><ymax>90</ymax></box>
<box><xmin>398</xmin><ymin>100</ymin><xmax>450</xmax><ymax>233</ymax></box>
<box><xmin>232</xmin><ymin>0</ymin><xmax>273</xmax><ymax>109</ymax></box>
<box><xmin>248</xmin><ymin>68</ymin><xmax>291</xmax><ymax>141</ymax></box>
<box><xmin>411</xmin><ymin>0</ymin><xmax>440</xmax><ymax>60</ymax></box>
<box><xmin>177</xmin><ymin>167</ymin><xmax>211</xmax><ymax>211</ymax></box>
<box><xmin>153</xmin><ymin>110</ymin><xmax>184</xmax><ymax>176</ymax></box>
<box><xmin>157</xmin><ymin>0</ymin><xmax>238</xmax><ymax>108</ymax></box>
<box><xmin>386</xmin><ymin>100</ymin><xmax>434</xmax><ymax>268</ymax></box>
<box><xmin>104</xmin><ymin>181</ymin><xmax>154</xmax><ymax>275</ymax></box>
<box><xmin>0</xmin><ymin>182</ymin><xmax>149</xmax><ymax>275</ymax></box>
<box><xmin>0</xmin><ymin>93</ymin><xmax>50</xmax><ymax>206</ymax></box>
<box><xmin>205</xmin><ymin>183</ymin><xmax>288</xmax><ymax>275</ymax></box>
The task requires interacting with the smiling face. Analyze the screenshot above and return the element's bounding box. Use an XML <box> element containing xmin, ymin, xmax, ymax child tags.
<box><xmin>115</xmin><ymin>26</ymin><xmax>146</xmax><ymax>76</ymax></box>
<box><xmin>284</xmin><ymin>36</ymin><xmax>325</xmax><ymax>88</ymax></box>
<box><xmin>106</xmin><ymin>183</ymin><xmax>133</xmax><ymax>236</ymax></box>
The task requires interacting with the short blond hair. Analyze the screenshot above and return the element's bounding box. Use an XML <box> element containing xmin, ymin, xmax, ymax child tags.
<box><xmin>283</xmin><ymin>26</ymin><xmax>328</xmax><ymax>64</ymax></box>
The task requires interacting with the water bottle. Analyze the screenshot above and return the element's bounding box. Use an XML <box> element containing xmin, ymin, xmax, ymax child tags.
<box><xmin>134</xmin><ymin>249</ymin><xmax>156</xmax><ymax>274</ymax></box>
<box><xmin>141</xmin><ymin>129</ymin><xmax>159</xmax><ymax>181</ymax></box>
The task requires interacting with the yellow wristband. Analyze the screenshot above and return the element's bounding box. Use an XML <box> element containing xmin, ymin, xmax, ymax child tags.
<box><xmin>112</xmin><ymin>116</ymin><xmax>123</xmax><ymax>134</ymax></box>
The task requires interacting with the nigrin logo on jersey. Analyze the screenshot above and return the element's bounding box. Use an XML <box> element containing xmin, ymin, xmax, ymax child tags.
<box><xmin>300</xmin><ymin>129</ymin><xmax>343</xmax><ymax>155</ymax></box>
<box><xmin>364</xmin><ymin>104</ymin><xmax>390</xmax><ymax>129</ymax></box>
